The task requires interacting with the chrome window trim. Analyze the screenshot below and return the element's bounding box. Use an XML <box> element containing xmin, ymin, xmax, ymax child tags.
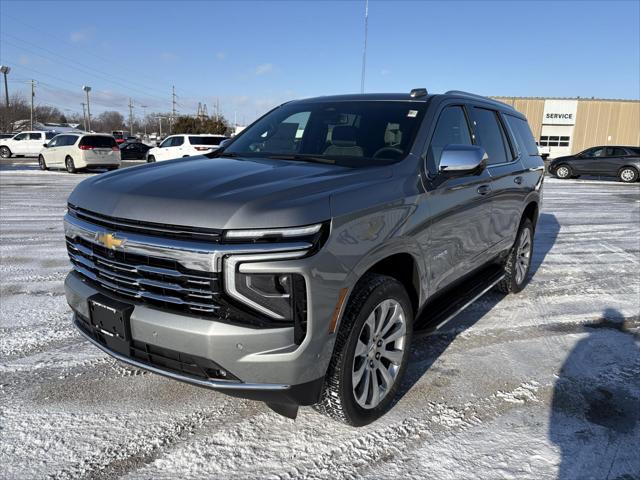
<box><xmin>64</xmin><ymin>213</ymin><xmax>312</xmax><ymax>273</ymax></box>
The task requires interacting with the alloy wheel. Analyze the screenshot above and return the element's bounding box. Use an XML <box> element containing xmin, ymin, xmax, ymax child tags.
<box><xmin>0</xmin><ymin>147</ymin><xmax>10</xmax><ymax>158</ymax></box>
<box><xmin>556</xmin><ymin>166</ymin><xmax>569</xmax><ymax>178</ymax></box>
<box><xmin>620</xmin><ymin>168</ymin><xmax>636</xmax><ymax>182</ymax></box>
<box><xmin>515</xmin><ymin>227</ymin><xmax>532</xmax><ymax>285</ymax></box>
<box><xmin>352</xmin><ymin>299</ymin><xmax>407</xmax><ymax>409</ymax></box>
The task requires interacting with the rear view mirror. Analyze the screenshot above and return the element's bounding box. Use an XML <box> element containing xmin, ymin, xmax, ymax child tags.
<box><xmin>439</xmin><ymin>145</ymin><xmax>488</xmax><ymax>175</ymax></box>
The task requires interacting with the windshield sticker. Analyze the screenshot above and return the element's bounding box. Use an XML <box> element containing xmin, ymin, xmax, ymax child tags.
<box><xmin>407</xmin><ymin>110</ymin><xmax>418</xmax><ymax>118</ymax></box>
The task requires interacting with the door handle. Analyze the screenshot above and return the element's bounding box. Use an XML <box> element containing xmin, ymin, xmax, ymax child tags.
<box><xmin>514</xmin><ymin>176</ymin><xmax>523</xmax><ymax>184</ymax></box>
<box><xmin>476</xmin><ymin>185</ymin><xmax>491</xmax><ymax>195</ymax></box>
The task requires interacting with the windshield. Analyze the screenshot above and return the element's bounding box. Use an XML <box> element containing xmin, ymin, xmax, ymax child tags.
<box><xmin>224</xmin><ymin>101</ymin><xmax>427</xmax><ymax>166</ymax></box>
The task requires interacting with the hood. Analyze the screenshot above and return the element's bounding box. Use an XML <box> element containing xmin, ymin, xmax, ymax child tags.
<box><xmin>68</xmin><ymin>156</ymin><xmax>392</xmax><ymax>229</ymax></box>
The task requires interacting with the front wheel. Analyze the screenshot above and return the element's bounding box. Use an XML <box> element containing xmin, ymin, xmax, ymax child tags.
<box><xmin>555</xmin><ymin>164</ymin><xmax>571</xmax><ymax>179</ymax></box>
<box><xmin>0</xmin><ymin>146</ymin><xmax>11</xmax><ymax>158</ymax></box>
<box><xmin>496</xmin><ymin>218</ymin><xmax>534</xmax><ymax>294</ymax></box>
<box><xmin>619</xmin><ymin>167</ymin><xmax>638</xmax><ymax>183</ymax></box>
<box><xmin>65</xmin><ymin>156</ymin><xmax>77</xmax><ymax>174</ymax></box>
<box><xmin>38</xmin><ymin>155</ymin><xmax>48</xmax><ymax>170</ymax></box>
<box><xmin>313</xmin><ymin>273</ymin><xmax>413</xmax><ymax>426</ymax></box>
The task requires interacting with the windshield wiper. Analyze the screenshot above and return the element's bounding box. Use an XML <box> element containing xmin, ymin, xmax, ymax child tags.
<box><xmin>267</xmin><ymin>154</ymin><xmax>336</xmax><ymax>165</ymax></box>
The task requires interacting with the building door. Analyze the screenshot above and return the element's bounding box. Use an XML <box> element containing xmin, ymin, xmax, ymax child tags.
<box><xmin>540</xmin><ymin>125</ymin><xmax>573</xmax><ymax>159</ymax></box>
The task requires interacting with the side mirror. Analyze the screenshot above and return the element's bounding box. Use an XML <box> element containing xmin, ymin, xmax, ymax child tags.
<box><xmin>219</xmin><ymin>138</ymin><xmax>232</xmax><ymax>149</ymax></box>
<box><xmin>43</xmin><ymin>143</ymin><xmax>49</xmax><ymax>148</ymax></box>
<box><xmin>439</xmin><ymin>144</ymin><xmax>488</xmax><ymax>175</ymax></box>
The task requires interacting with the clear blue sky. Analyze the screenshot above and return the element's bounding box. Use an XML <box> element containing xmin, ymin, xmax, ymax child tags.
<box><xmin>1</xmin><ymin>0</ymin><xmax>638</xmax><ymax>124</ymax></box>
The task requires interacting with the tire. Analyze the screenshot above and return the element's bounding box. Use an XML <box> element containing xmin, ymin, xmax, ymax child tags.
<box><xmin>618</xmin><ymin>167</ymin><xmax>638</xmax><ymax>183</ymax></box>
<box><xmin>38</xmin><ymin>155</ymin><xmax>48</xmax><ymax>170</ymax></box>
<box><xmin>555</xmin><ymin>164</ymin><xmax>571</xmax><ymax>179</ymax></box>
<box><xmin>0</xmin><ymin>146</ymin><xmax>11</xmax><ymax>159</ymax></box>
<box><xmin>147</xmin><ymin>155</ymin><xmax>156</xmax><ymax>163</ymax></box>
<box><xmin>65</xmin><ymin>156</ymin><xmax>77</xmax><ymax>174</ymax></box>
<box><xmin>496</xmin><ymin>218</ymin><xmax>534</xmax><ymax>294</ymax></box>
<box><xmin>108</xmin><ymin>165</ymin><xmax>119</xmax><ymax>171</ymax></box>
<box><xmin>313</xmin><ymin>273</ymin><xmax>413</xmax><ymax>426</ymax></box>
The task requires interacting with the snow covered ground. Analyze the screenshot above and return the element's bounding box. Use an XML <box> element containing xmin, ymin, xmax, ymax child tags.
<box><xmin>1</xmin><ymin>159</ymin><xmax>639</xmax><ymax>480</ymax></box>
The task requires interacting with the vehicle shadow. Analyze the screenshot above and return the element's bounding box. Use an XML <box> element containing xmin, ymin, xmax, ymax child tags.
<box><xmin>0</xmin><ymin>160</ymin><xmax>40</xmax><ymax>171</ymax></box>
<box><xmin>394</xmin><ymin>212</ymin><xmax>560</xmax><ymax>404</ymax></box>
<box><xmin>549</xmin><ymin>308</ymin><xmax>640</xmax><ymax>479</ymax></box>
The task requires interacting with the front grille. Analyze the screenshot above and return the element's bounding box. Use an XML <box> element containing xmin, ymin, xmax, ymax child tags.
<box><xmin>68</xmin><ymin>204</ymin><xmax>223</xmax><ymax>242</ymax></box>
<box><xmin>66</xmin><ymin>235</ymin><xmax>220</xmax><ymax>316</ymax></box>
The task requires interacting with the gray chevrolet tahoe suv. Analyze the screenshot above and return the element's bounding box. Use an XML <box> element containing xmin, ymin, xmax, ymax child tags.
<box><xmin>64</xmin><ymin>89</ymin><xmax>544</xmax><ymax>426</ymax></box>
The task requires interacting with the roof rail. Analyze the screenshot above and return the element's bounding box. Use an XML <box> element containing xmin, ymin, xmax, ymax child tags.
<box><xmin>444</xmin><ymin>90</ymin><xmax>515</xmax><ymax>109</ymax></box>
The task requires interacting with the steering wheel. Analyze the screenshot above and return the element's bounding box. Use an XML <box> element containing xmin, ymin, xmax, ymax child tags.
<box><xmin>372</xmin><ymin>146</ymin><xmax>404</xmax><ymax>159</ymax></box>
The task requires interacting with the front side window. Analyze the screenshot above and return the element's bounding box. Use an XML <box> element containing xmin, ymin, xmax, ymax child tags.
<box><xmin>171</xmin><ymin>136</ymin><xmax>184</xmax><ymax>147</ymax></box>
<box><xmin>47</xmin><ymin>136</ymin><xmax>60</xmax><ymax>147</ymax></box>
<box><xmin>426</xmin><ymin>106</ymin><xmax>473</xmax><ymax>170</ymax></box>
<box><xmin>583</xmin><ymin>147</ymin><xmax>604</xmax><ymax>158</ymax></box>
<box><xmin>225</xmin><ymin>101</ymin><xmax>427</xmax><ymax>167</ymax></box>
<box><xmin>471</xmin><ymin>108</ymin><xmax>511</xmax><ymax>165</ymax></box>
<box><xmin>13</xmin><ymin>133</ymin><xmax>28</xmax><ymax>141</ymax></box>
<box><xmin>159</xmin><ymin>137</ymin><xmax>173</xmax><ymax>148</ymax></box>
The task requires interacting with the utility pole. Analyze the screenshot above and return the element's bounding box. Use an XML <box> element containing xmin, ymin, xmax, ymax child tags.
<box><xmin>141</xmin><ymin>105</ymin><xmax>148</xmax><ymax>136</ymax></box>
<box><xmin>216</xmin><ymin>97</ymin><xmax>220</xmax><ymax>122</ymax></box>
<box><xmin>30</xmin><ymin>79</ymin><xmax>35</xmax><ymax>130</ymax></box>
<box><xmin>360</xmin><ymin>0</ymin><xmax>369</xmax><ymax>94</ymax></box>
<box><xmin>171</xmin><ymin>85</ymin><xmax>177</xmax><ymax>133</ymax></box>
<box><xmin>157</xmin><ymin>116</ymin><xmax>164</xmax><ymax>138</ymax></box>
<box><xmin>81</xmin><ymin>102</ymin><xmax>87</xmax><ymax>131</ymax></box>
<box><xmin>128</xmin><ymin>98</ymin><xmax>134</xmax><ymax>136</ymax></box>
<box><xmin>0</xmin><ymin>66</ymin><xmax>10</xmax><ymax>108</ymax></box>
<box><xmin>83</xmin><ymin>86</ymin><xmax>92</xmax><ymax>131</ymax></box>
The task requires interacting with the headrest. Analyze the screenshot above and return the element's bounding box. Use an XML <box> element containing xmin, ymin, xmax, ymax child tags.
<box><xmin>331</xmin><ymin>126</ymin><xmax>358</xmax><ymax>146</ymax></box>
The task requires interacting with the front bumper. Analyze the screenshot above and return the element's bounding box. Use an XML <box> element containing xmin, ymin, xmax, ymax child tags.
<box><xmin>65</xmin><ymin>268</ymin><xmax>331</xmax><ymax>405</ymax></box>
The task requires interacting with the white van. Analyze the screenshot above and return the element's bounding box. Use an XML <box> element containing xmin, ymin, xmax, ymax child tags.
<box><xmin>146</xmin><ymin>134</ymin><xmax>227</xmax><ymax>162</ymax></box>
<box><xmin>0</xmin><ymin>131</ymin><xmax>59</xmax><ymax>158</ymax></box>
<box><xmin>39</xmin><ymin>133</ymin><xmax>121</xmax><ymax>173</ymax></box>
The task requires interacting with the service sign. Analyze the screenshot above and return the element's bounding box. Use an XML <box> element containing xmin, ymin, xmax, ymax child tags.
<box><xmin>542</xmin><ymin>99</ymin><xmax>578</xmax><ymax>125</ymax></box>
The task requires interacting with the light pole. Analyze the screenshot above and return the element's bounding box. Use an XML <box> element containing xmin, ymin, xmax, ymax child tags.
<box><xmin>82</xmin><ymin>85</ymin><xmax>92</xmax><ymax>131</ymax></box>
<box><xmin>141</xmin><ymin>105</ymin><xmax>148</xmax><ymax>137</ymax></box>
<box><xmin>0</xmin><ymin>65</ymin><xmax>10</xmax><ymax>108</ymax></box>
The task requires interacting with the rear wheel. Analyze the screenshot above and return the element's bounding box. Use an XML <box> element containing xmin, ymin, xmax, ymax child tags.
<box><xmin>38</xmin><ymin>155</ymin><xmax>48</xmax><ymax>170</ymax></box>
<box><xmin>496</xmin><ymin>218</ymin><xmax>534</xmax><ymax>294</ymax></box>
<box><xmin>147</xmin><ymin>155</ymin><xmax>156</xmax><ymax>163</ymax></box>
<box><xmin>313</xmin><ymin>273</ymin><xmax>413</xmax><ymax>426</ymax></box>
<box><xmin>555</xmin><ymin>165</ymin><xmax>571</xmax><ymax>179</ymax></box>
<box><xmin>0</xmin><ymin>146</ymin><xmax>11</xmax><ymax>158</ymax></box>
<box><xmin>619</xmin><ymin>167</ymin><xmax>638</xmax><ymax>183</ymax></box>
<box><xmin>65</xmin><ymin>156</ymin><xmax>77</xmax><ymax>174</ymax></box>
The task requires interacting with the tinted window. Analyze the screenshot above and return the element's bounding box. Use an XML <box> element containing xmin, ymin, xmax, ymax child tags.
<box><xmin>225</xmin><ymin>101</ymin><xmax>427</xmax><ymax>167</ymax></box>
<box><xmin>28</xmin><ymin>132</ymin><xmax>43</xmax><ymax>140</ymax></box>
<box><xmin>171</xmin><ymin>136</ymin><xmax>184</xmax><ymax>147</ymax></box>
<box><xmin>605</xmin><ymin>147</ymin><xmax>627</xmax><ymax>157</ymax></box>
<box><xmin>47</xmin><ymin>136</ymin><xmax>60</xmax><ymax>147</ymax></box>
<box><xmin>628</xmin><ymin>147</ymin><xmax>640</xmax><ymax>156</ymax></box>
<box><xmin>79</xmin><ymin>136</ymin><xmax>117</xmax><ymax>148</ymax></box>
<box><xmin>426</xmin><ymin>106</ymin><xmax>473</xmax><ymax>169</ymax></box>
<box><xmin>189</xmin><ymin>136</ymin><xmax>226</xmax><ymax>145</ymax></box>
<box><xmin>583</xmin><ymin>147</ymin><xmax>604</xmax><ymax>158</ymax></box>
<box><xmin>13</xmin><ymin>133</ymin><xmax>28</xmax><ymax>140</ymax></box>
<box><xmin>505</xmin><ymin>115</ymin><xmax>539</xmax><ymax>156</ymax></box>
<box><xmin>65</xmin><ymin>136</ymin><xmax>79</xmax><ymax>146</ymax></box>
<box><xmin>159</xmin><ymin>137</ymin><xmax>173</xmax><ymax>148</ymax></box>
<box><xmin>472</xmin><ymin>108</ymin><xmax>511</xmax><ymax>165</ymax></box>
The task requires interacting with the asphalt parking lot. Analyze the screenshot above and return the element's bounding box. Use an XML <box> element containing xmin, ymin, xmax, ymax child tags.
<box><xmin>1</xmin><ymin>157</ymin><xmax>639</xmax><ymax>479</ymax></box>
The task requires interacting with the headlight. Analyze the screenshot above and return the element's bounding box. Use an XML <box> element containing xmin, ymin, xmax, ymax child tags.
<box><xmin>224</xmin><ymin>223</ymin><xmax>323</xmax><ymax>242</ymax></box>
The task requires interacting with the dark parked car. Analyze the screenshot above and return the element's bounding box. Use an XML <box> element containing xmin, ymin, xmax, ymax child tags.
<box><xmin>119</xmin><ymin>141</ymin><xmax>151</xmax><ymax>160</ymax></box>
<box><xmin>64</xmin><ymin>89</ymin><xmax>544</xmax><ymax>425</ymax></box>
<box><xmin>0</xmin><ymin>133</ymin><xmax>16</xmax><ymax>140</ymax></box>
<box><xmin>548</xmin><ymin>146</ymin><xmax>640</xmax><ymax>183</ymax></box>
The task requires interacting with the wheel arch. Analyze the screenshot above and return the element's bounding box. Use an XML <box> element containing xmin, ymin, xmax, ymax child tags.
<box><xmin>521</xmin><ymin>199</ymin><xmax>540</xmax><ymax>230</ymax></box>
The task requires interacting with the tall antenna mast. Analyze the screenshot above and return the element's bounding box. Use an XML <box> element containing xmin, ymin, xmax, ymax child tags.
<box><xmin>360</xmin><ymin>0</ymin><xmax>368</xmax><ymax>94</ymax></box>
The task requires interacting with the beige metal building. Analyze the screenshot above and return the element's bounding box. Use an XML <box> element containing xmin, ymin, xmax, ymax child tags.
<box><xmin>492</xmin><ymin>97</ymin><xmax>640</xmax><ymax>158</ymax></box>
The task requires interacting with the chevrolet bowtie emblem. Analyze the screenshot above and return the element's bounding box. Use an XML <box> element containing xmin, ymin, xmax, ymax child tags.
<box><xmin>95</xmin><ymin>232</ymin><xmax>126</xmax><ymax>250</ymax></box>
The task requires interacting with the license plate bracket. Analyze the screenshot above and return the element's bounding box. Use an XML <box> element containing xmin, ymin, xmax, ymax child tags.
<box><xmin>88</xmin><ymin>294</ymin><xmax>134</xmax><ymax>355</ymax></box>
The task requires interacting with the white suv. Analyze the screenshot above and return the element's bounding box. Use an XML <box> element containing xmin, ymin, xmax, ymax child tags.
<box><xmin>0</xmin><ymin>131</ymin><xmax>59</xmax><ymax>158</ymax></box>
<box><xmin>38</xmin><ymin>133</ymin><xmax>121</xmax><ymax>173</ymax></box>
<box><xmin>146</xmin><ymin>134</ymin><xmax>227</xmax><ymax>162</ymax></box>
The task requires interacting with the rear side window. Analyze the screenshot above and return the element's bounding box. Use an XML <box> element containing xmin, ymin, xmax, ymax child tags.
<box><xmin>605</xmin><ymin>147</ymin><xmax>627</xmax><ymax>157</ymax></box>
<box><xmin>189</xmin><ymin>136</ymin><xmax>226</xmax><ymax>145</ymax></box>
<box><xmin>471</xmin><ymin>108</ymin><xmax>511</xmax><ymax>165</ymax></box>
<box><xmin>28</xmin><ymin>132</ymin><xmax>43</xmax><ymax>140</ymax></box>
<box><xmin>79</xmin><ymin>136</ymin><xmax>117</xmax><ymax>148</ymax></box>
<box><xmin>426</xmin><ymin>106</ymin><xmax>473</xmax><ymax>169</ymax></box>
<box><xmin>505</xmin><ymin>115</ymin><xmax>539</xmax><ymax>156</ymax></box>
